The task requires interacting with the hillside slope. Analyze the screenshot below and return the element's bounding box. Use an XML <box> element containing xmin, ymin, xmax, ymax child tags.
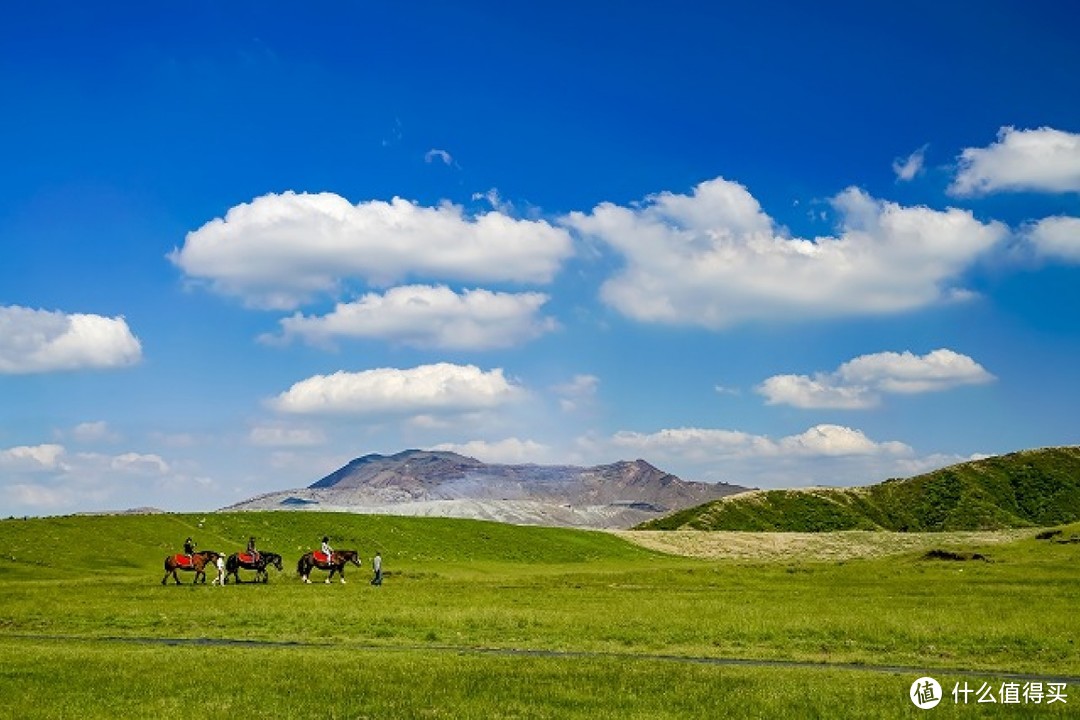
<box><xmin>637</xmin><ymin>447</ymin><xmax>1080</xmax><ymax>532</ymax></box>
<box><xmin>0</xmin><ymin>511</ymin><xmax>659</xmax><ymax>582</ymax></box>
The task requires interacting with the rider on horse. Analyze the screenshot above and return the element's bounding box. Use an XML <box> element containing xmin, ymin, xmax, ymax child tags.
<box><xmin>321</xmin><ymin>536</ymin><xmax>333</xmax><ymax>563</ymax></box>
<box><xmin>247</xmin><ymin>536</ymin><xmax>260</xmax><ymax>564</ymax></box>
<box><xmin>184</xmin><ymin>537</ymin><xmax>196</xmax><ymax>566</ymax></box>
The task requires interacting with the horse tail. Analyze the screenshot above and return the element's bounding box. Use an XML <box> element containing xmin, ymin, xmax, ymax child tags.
<box><xmin>296</xmin><ymin>554</ymin><xmax>307</xmax><ymax>576</ymax></box>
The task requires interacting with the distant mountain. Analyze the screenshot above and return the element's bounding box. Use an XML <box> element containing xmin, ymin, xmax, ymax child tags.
<box><xmin>637</xmin><ymin>446</ymin><xmax>1080</xmax><ymax>532</ymax></box>
<box><xmin>223</xmin><ymin>449</ymin><xmax>748</xmax><ymax>529</ymax></box>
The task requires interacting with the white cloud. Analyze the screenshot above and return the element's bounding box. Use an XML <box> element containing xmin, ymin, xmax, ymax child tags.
<box><xmin>588</xmin><ymin>424</ymin><xmax>937</xmax><ymax>488</ymax></box>
<box><xmin>552</xmin><ymin>374</ymin><xmax>599</xmax><ymax>412</ymax></box>
<box><xmin>757</xmin><ymin>349</ymin><xmax>995</xmax><ymax>409</ymax></box>
<box><xmin>271</xmin><ymin>363</ymin><xmax>524</xmax><ymax>415</ymax></box>
<box><xmin>424</xmin><ymin>148</ymin><xmax>453</xmax><ymax>165</ymax></box>
<box><xmin>170</xmin><ymin>191</ymin><xmax>574</xmax><ymax>309</ymax></box>
<box><xmin>0</xmin><ymin>444</ymin><xmax>67</xmax><ymax>472</ymax></box>
<box><xmin>950</xmin><ymin>126</ymin><xmax>1080</xmax><ymax>196</ymax></box>
<box><xmin>69</xmin><ymin>421</ymin><xmax>121</xmax><ymax>444</ymax></box>
<box><xmin>109</xmin><ymin>452</ymin><xmax>170</xmax><ymax>475</ymax></box>
<box><xmin>893</xmin><ymin>144</ymin><xmax>928</xmax><ymax>181</ymax></box>
<box><xmin>432</xmin><ymin>437</ymin><xmax>551</xmax><ymax>464</ymax></box>
<box><xmin>269</xmin><ymin>284</ymin><xmax>558</xmax><ymax>350</ymax></box>
<box><xmin>0</xmin><ymin>444</ymin><xmax>201</xmax><ymax>514</ymax></box>
<box><xmin>563</xmin><ymin>178</ymin><xmax>1005</xmax><ymax>328</ymax></box>
<box><xmin>248</xmin><ymin>425</ymin><xmax>327</xmax><ymax>447</ymax></box>
<box><xmin>0</xmin><ymin>306</ymin><xmax>142</xmax><ymax>374</ymax></box>
<box><xmin>1023</xmin><ymin>216</ymin><xmax>1080</xmax><ymax>263</ymax></box>
<box><xmin>757</xmin><ymin>375</ymin><xmax>876</xmax><ymax>410</ymax></box>
<box><xmin>610</xmin><ymin>424</ymin><xmax>911</xmax><ymax>460</ymax></box>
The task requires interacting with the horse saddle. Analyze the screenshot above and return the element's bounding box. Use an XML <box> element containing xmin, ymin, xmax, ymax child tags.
<box><xmin>314</xmin><ymin>551</ymin><xmax>331</xmax><ymax>563</ymax></box>
<box><xmin>173</xmin><ymin>554</ymin><xmax>195</xmax><ymax>567</ymax></box>
<box><xmin>238</xmin><ymin>552</ymin><xmax>258</xmax><ymax>563</ymax></box>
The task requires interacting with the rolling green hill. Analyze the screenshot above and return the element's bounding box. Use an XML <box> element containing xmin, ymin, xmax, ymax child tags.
<box><xmin>0</xmin><ymin>511</ymin><xmax>655</xmax><ymax>581</ymax></box>
<box><xmin>637</xmin><ymin>446</ymin><xmax>1080</xmax><ymax>532</ymax></box>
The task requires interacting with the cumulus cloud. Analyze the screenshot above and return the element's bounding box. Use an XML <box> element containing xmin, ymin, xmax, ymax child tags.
<box><xmin>610</xmin><ymin>424</ymin><xmax>912</xmax><ymax>460</ymax></box>
<box><xmin>757</xmin><ymin>349</ymin><xmax>995</xmax><ymax>409</ymax></box>
<box><xmin>268</xmin><ymin>284</ymin><xmax>558</xmax><ymax>350</ymax></box>
<box><xmin>1023</xmin><ymin>216</ymin><xmax>1080</xmax><ymax>263</ymax></box>
<box><xmin>563</xmin><ymin>178</ymin><xmax>1005</xmax><ymax>328</ymax></box>
<box><xmin>893</xmin><ymin>144</ymin><xmax>928</xmax><ymax>181</ymax></box>
<box><xmin>950</xmin><ymin>126</ymin><xmax>1080</xmax><ymax>196</ymax></box>
<box><xmin>271</xmin><ymin>363</ymin><xmax>524</xmax><ymax>415</ymax></box>
<box><xmin>584</xmin><ymin>423</ymin><xmax>943</xmax><ymax>488</ymax></box>
<box><xmin>0</xmin><ymin>444</ymin><xmax>67</xmax><ymax>472</ymax></box>
<box><xmin>432</xmin><ymin>437</ymin><xmax>551</xmax><ymax>464</ymax></box>
<box><xmin>0</xmin><ymin>306</ymin><xmax>142</xmax><ymax>374</ymax></box>
<box><xmin>169</xmin><ymin>191</ymin><xmax>574</xmax><ymax>309</ymax></box>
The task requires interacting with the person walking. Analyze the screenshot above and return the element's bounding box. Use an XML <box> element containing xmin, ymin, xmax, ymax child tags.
<box><xmin>371</xmin><ymin>551</ymin><xmax>382</xmax><ymax>586</ymax></box>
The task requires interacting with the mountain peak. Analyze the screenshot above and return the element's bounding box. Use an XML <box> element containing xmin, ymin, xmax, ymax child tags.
<box><xmin>228</xmin><ymin>451</ymin><xmax>749</xmax><ymax>529</ymax></box>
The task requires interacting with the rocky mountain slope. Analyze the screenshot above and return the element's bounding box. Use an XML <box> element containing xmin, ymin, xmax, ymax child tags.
<box><xmin>638</xmin><ymin>446</ymin><xmax>1080</xmax><ymax>532</ymax></box>
<box><xmin>223</xmin><ymin>449</ymin><xmax>748</xmax><ymax>529</ymax></box>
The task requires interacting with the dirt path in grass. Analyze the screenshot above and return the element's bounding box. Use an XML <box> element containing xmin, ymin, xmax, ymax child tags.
<box><xmin>610</xmin><ymin>529</ymin><xmax>1034</xmax><ymax>561</ymax></box>
<box><xmin>7</xmin><ymin>633</ymin><xmax>1079</xmax><ymax>685</ymax></box>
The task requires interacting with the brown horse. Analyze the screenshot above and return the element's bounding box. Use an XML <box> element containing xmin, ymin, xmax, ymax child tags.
<box><xmin>161</xmin><ymin>550</ymin><xmax>222</xmax><ymax>585</ymax></box>
<box><xmin>224</xmin><ymin>551</ymin><xmax>283</xmax><ymax>584</ymax></box>
<box><xmin>297</xmin><ymin>549</ymin><xmax>361</xmax><ymax>584</ymax></box>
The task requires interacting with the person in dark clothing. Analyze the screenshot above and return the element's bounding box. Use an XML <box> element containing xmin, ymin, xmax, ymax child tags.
<box><xmin>184</xmin><ymin>537</ymin><xmax>196</xmax><ymax>566</ymax></box>
<box><xmin>247</xmin><ymin>536</ymin><xmax>259</xmax><ymax>564</ymax></box>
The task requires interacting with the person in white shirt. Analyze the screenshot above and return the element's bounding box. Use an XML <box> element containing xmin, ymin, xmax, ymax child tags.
<box><xmin>371</xmin><ymin>551</ymin><xmax>382</xmax><ymax>586</ymax></box>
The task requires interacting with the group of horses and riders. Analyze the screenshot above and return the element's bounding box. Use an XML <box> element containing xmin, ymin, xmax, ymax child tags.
<box><xmin>161</xmin><ymin>535</ymin><xmax>367</xmax><ymax>586</ymax></box>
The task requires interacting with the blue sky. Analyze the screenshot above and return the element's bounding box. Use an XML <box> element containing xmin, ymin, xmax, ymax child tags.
<box><xmin>2</xmin><ymin>1</ymin><xmax>1079</xmax><ymax>516</ymax></box>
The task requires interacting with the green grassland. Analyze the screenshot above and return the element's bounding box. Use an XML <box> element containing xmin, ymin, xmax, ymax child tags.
<box><xmin>1</xmin><ymin>511</ymin><xmax>1078</xmax><ymax>718</ymax></box>
<box><xmin>639</xmin><ymin>446</ymin><xmax>1080</xmax><ymax>532</ymax></box>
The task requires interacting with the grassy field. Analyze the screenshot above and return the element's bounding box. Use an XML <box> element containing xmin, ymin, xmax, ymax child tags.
<box><xmin>1</xmin><ymin>511</ymin><xmax>1078</xmax><ymax>718</ymax></box>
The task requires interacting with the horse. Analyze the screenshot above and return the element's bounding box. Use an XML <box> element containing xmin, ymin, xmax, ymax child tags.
<box><xmin>224</xmin><ymin>551</ymin><xmax>283</xmax><ymax>584</ymax></box>
<box><xmin>297</xmin><ymin>549</ymin><xmax>361</xmax><ymax>584</ymax></box>
<box><xmin>162</xmin><ymin>550</ymin><xmax>223</xmax><ymax>585</ymax></box>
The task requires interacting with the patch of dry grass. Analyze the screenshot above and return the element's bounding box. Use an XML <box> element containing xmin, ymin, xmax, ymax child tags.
<box><xmin>610</xmin><ymin>528</ymin><xmax>1034</xmax><ymax>561</ymax></box>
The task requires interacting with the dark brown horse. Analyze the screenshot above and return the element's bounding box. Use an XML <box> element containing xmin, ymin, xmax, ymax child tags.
<box><xmin>224</xmin><ymin>551</ymin><xmax>283</xmax><ymax>584</ymax></box>
<box><xmin>297</xmin><ymin>549</ymin><xmax>361</xmax><ymax>584</ymax></box>
<box><xmin>161</xmin><ymin>550</ymin><xmax>222</xmax><ymax>585</ymax></box>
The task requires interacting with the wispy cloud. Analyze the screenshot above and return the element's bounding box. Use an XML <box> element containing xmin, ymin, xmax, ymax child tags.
<box><xmin>424</xmin><ymin>148</ymin><xmax>453</xmax><ymax>165</ymax></box>
<box><xmin>892</xmin><ymin>144</ymin><xmax>928</xmax><ymax>181</ymax></box>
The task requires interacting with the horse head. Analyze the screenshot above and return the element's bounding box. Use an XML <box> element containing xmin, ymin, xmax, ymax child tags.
<box><xmin>341</xmin><ymin>550</ymin><xmax>362</xmax><ymax>567</ymax></box>
<box><xmin>198</xmin><ymin>550</ymin><xmax>222</xmax><ymax>566</ymax></box>
<box><xmin>266</xmin><ymin>552</ymin><xmax>283</xmax><ymax>571</ymax></box>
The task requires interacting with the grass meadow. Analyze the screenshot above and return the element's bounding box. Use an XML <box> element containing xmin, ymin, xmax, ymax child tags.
<box><xmin>1</xmin><ymin>511</ymin><xmax>1077</xmax><ymax>718</ymax></box>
